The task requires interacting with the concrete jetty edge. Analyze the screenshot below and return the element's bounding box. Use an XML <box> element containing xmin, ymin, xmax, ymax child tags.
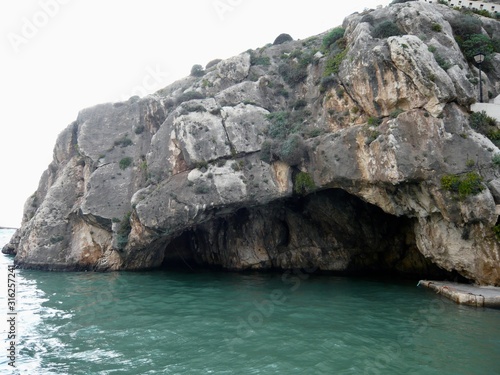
<box><xmin>418</xmin><ymin>280</ymin><xmax>500</xmax><ymax>308</ymax></box>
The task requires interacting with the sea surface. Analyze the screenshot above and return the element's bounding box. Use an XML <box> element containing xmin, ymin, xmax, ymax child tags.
<box><xmin>0</xmin><ymin>228</ymin><xmax>499</xmax><ymax>375</ymax></box>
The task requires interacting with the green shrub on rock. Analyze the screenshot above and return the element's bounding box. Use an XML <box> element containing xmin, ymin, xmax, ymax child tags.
<box><xmin>470</xmin><ymin>111</ymin><xmax>497</xmax><ymax>129</ymax></box>
<box><xmin>266</xmin><ymin>110</ymin><xmax>309</xmax><ymax>140</ymax></box>
<box><xmin>441</xmin><ymin>172</ymin><xmax>484</xmax><ymax>199</ymax></box>
<box><xmin>194</xmin><ymin>183</ymin><xmax>210</xmax><ymax>195</ymax></box>
<box><xmin>449</xmin><ymin>14</ymin><xmax>498</xmax><ymax>71</ymax></box>
<box><xmin>176</xmin><ymin>91</ymin><xmax>206</xmax><ymax>105</ymax></box>
<box><xmin>114</xmin><ymin>136</ymin><xmax>133</xmax><ymax>148</ymax></box>
<box><xmin>50</xmin><ymin>236</ymin><xmax>64</xmax><ymax>244</ymax></box>
<box><xmin>449</xmin><ymin>14</ymin><xmax>481</xmax><ymax>41</ymax></box>
<box><xmin>389</xmin><ymin>108</ymin><xmax>405</xmax><ymax>118</ymax></box>
<box><xmin>267</xmin><ymin>112</ymin><xmax>290</xmax><ymax>139</ymax></box>
<box><xmin>368</xmin><ymin>116</ymin><xmax>382</xmax><ymax>126</ymax></box>
<box><xmin>259</xmin><ymin>140</ymin><xmax>275</xmax><ymax>164</ymax></box>
<box><xmin>492</xmin><ymin>154</ymin><xmax>500</xmax><ymax>167</ymax></box>
<box><xmin>205</xmin><ymin>59</ymin><xmax>222</xmax><ymax>69</ymax></box>
<box><xmin>294</xmin><ymin>172</ymin><xmax>315</xmax><ymax>195</ymax></box>
<box><xmin>278</xmin><ymin>61</ymin><xmax>308</xmax><ymax>86</ymax></box>
<box><xmin>372</xmin><ymin>21</ymin><xmax>403</xmax><ymax>39</ymax></box>
<box><xmin>434</xmin><ymin>53</ymin><xmax>452</xmax><ymax>70</ymax></box>
<box><xmin>323</xmin><ymin>48</ymin><xmax>348</xmax><ymax>76</ymax></box>
<box><xmin>322</xmin><ymin>28</ymin><xmax>345</xmax><ymax>50</ymax></box>
<box><xmin>493</xmin><ymin>225</ymin><xmax>500</xmax><ymax>240</ymax></box>
<box><xmin>469</xmin><ymin>111</ymin><xmax>498</xmax><ymax>142</ymax></box>
<box><xmin>116</xmin><ymin>211</ymin><xmax>132</xmax><ymax>249</ymax></box>
<box><xmin>119</xmin><ymin>157</ymin><xmax>133</xmax><ymax>170</ymax></box>
<box><xmin>273</xmin><ymin>33</ymin><xmax>293</xmax><ymax>45</ymax></box>
<box><xmin>462</xmin><ymin>34</ymin><xmax>495</xmax><ymax>59</ymax></box>
<box><xmin>320</xmin><ymin>75</ymin><xmax>338</xmax><ymax>92</ymax></box>
<box><xmin>250</xmin><ymin>54</ymin><xmax>271</xmax><ymax>66</ymax></box>
<box><xmin>190</xmin><ymin>64</ymin><xmax>205</xmax><ymax>77</ymax></box>
<box><xmin>431</xmin><ymin>23</ymin><xmax>442</xmax><ymax>32</ymax></box>
<box><xmin>279</xmin><ymin>134</ymin><xmax>306</xmax><ymax>166</ymax></box>
<box><xmin>291</xmin><ymin>99</ymin><xmax>307</xmax><ymax>110</ymax></box>
<box><xmin>278</xmin><ymin>50</ymin><xmax>313</xmax><ymax>86</ymax></box>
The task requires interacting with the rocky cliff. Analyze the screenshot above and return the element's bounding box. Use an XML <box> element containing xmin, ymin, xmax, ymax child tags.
<box><xmin>4</xmin><ymin>1</ymin><xmax>500</xmax><ymax>285</ymax></box>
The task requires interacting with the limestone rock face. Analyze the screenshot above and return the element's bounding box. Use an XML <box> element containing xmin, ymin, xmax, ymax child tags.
<box><xmin>222</xmin><ymin>104</ymin><xmax>270</xmax><ymax>153</ymax></box>
<box><xmin>4</xmin><ymin>1</ymin><xmax>500</xmax><ymax>285</ymax></box>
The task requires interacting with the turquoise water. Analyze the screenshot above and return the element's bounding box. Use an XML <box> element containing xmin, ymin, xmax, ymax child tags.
<box><xmin>0</xmin><ymin>229</ymin><xmax>499</xmax><ymax>375</ymax></box>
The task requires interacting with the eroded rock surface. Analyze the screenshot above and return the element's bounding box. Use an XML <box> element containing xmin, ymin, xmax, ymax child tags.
<box><xmin>4</xmin><ymin>1</ymin><xmax>500</xmax><ymax>285</ymax></box>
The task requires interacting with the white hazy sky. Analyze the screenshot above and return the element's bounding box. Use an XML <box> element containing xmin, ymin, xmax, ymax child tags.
<box><xmin>0</xmin><ymin>0</ymin><xmax>391</xmax><ymax>228</ymax></box>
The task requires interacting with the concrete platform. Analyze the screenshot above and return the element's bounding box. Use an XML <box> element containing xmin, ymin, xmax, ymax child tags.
<box><xmin>418</xmin><ymin>280</ymin><xmax>500</xmax><ymax>308</ymax></box>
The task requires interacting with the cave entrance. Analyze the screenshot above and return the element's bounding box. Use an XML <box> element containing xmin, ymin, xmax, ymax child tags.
<box><xmin>161</xmin><ymin>188</ymin><xmax>456</xmax><ymax>279</ymax></box>
<box><xmin>161</xmin><ymin>231</ymin><xmax>200</xmax><ymax>271</ymax></box>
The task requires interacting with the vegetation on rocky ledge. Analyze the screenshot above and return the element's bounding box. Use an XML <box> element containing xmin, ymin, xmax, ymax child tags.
<box><xmin>441</xmin><ymin>172</ymin><xmax>484</xmax><ymax>199</ymax></box>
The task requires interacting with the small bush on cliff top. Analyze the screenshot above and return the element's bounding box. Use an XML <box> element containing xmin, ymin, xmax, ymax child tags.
<box><xmin>205</xmin><ymin>59</ymin><xmax>222</xmax><ymax>69</ymax></box>
<box><xmin>190</xmin><ymin>64</ymin><xmax>205</xmax><ymax>77</ymax></box>
<box><xmin>470</xmin><ymin>8</ymin><xmax>497</xmax><ymax>20</ymax></box>
<box><xmin>273</xmin><ymin>33</ymin><xmax>293</xmax><ymax>45</ymax></box>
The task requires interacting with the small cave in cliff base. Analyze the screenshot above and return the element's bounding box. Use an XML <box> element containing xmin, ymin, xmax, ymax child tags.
<box><xmin>161</xmin><ymin>189</ymin><xmax>459</xmax><ymax>280</ymax></box>
<box><xmin>161</xmin><ymin>231</ymin><xmax>200</xmax><ymax>271</ymax></box>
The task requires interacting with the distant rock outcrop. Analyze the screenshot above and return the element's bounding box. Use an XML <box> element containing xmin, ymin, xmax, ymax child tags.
<box><xmin>4</xmin><ymin>1</ymin><xmax>500</xmax><ymax>285</ymax></box>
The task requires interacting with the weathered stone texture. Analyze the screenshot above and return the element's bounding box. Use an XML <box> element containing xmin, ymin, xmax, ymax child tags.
<box><xmin>4</xmin><ymin>1</ymin><xmax>500</xmax><ymax>285</ymax></box>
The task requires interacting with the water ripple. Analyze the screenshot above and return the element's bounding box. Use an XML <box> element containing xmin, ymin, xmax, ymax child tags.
<box><xmin>0</xmin><ymin>230</ymin><xmax>499</xmax><ymax>374</ymax></box>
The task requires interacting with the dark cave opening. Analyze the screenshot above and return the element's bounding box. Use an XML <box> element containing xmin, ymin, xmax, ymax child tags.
<box><xmin>160</xmin><ymin>188</ymin><xmax>467</xmax><ymax>281</ymax></box>
<box><xmin>161</xmin><ymin>231</ymin><xmax>200</xmax><ymax>271</ymax></box>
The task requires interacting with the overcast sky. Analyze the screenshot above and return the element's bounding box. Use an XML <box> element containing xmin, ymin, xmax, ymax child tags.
<box><xmin>0</xmin><ymin>0</ymin><xmax>390</xmax><ymax>228</ymax></box>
